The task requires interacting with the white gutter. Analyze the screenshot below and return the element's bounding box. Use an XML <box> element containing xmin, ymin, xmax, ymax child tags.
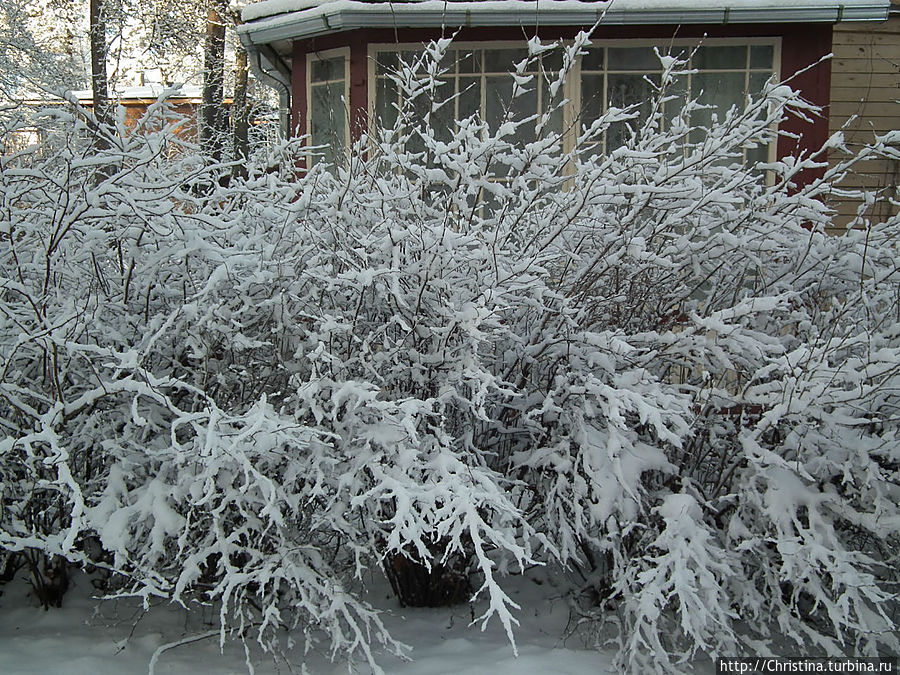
<box><xmin>238</xmin><ymin>0</ymin><xmax>892</xmax><ymax>46</ymax></box>
<box><xmin>247</xmin><ymin>46</ymin><xmax>292</xmax><ymax>135</ymax></box>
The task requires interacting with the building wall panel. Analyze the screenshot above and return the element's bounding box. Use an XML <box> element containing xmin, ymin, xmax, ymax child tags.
<box><xmin>829</xmin><ymin>12</ymin><xmax>900</xmax><ymax>226</ymax></box>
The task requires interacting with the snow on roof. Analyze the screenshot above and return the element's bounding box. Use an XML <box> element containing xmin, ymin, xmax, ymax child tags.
<box><xmin>238</xmin><ymin>0</ymin><xmax>892</xmax><ymax>46</ymax></box>
<box><xmin>242</xmin><ymin>0</ymin><xmax>891</xmax><ymax>23</ymax></box>
<box><xmin>243</xmin><ymin>0</ymin><xmax>325</xmax><ymax>21</ymax></box>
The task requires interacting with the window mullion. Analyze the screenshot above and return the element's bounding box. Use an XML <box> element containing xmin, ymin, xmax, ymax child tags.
<box><xmin>602</xmin><ymin>48</ymin><xmax>608</xmax><ymax>156</ymax></box>
<box><xmin>480</xmin><ymin>51</ymin><xmax>486</xmax><ymax>138</ymax></box>
<box><xmin>565</xmin><ymin>51</ymin><xmax>582</xmax><ymax>156</ymax></box>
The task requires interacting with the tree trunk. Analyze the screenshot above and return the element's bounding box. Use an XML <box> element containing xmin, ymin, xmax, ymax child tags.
<box><xmin>88</xmin><ymin>0</ymin><xmax>111</xmax><ymax>148</ymax></box>
<box><xmin>201</xmin><ymin>0</ymin><xmax>228</xmax><ymax>161</ymax></box>
<box><xmin>383</xmin><ymin>552</ymin><xmax>472</xmax><ymax>608</ymax></box>
<box><xmin>232</xmin><ymin>44</ymin><xmax>249</xmax><ymax>178</ymax></box>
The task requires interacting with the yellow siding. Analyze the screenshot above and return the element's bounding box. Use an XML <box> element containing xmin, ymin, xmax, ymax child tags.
<box><xmin>828</xmin><ymin>12</ymin><xmax>900</xmax><ymax>227</ymax></box>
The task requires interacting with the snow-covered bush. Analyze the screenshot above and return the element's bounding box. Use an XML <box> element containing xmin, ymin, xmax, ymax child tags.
<box><xmin>0</xmin><ymin>104</ymin><xmax>411</xmax><ymax>664</ymax></box>
<box><xmin>1</xmin><ymin>35</ymin><xmax>898</xmax><ymax>672</ymax></box>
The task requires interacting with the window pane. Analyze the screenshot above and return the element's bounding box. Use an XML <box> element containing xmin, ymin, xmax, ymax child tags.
<box><xmin>668</xmin><ymin>46</ymin><xmax>692</xmax><ymax>64</ymax></box>
<box><xmin>484</xmin><ymin>48</ymin><xmax>529</xmax><ymax>73</ymax></box>
<box><xmin>485</xmin><ymin>74</ymin><xmax>540</xmax><ymax>143</ymax></box>
<box><xmin>694</xmin><ymin>71</ymin><xmax>745</xmax><ymax>110</ymax></box>
<box><xmin>692</xmin><ymin>45</ymin><xmax>747</xmax><ymax>70</ymax></box>
<box><xmin>407</xmin><ymin>94</ymin><xmax>430</xmax><ymax>154</ymax></box>
<box><xmin>311</xmin><ymin>57</ymin><xmax>345</xmax><ymax>83</ymax></box>
<box><xmin>746</xmin><ymin>144</ymin><xmax>768</xmax><ymax>166</ymax></box>
<box><xmin>396</xmin><ymin>50</ymin><xmax>420</xmax><ymax>71</ymax></box>
<box><xmin>749</xmin><ymin>71</ymin><xmax>771</xmax><ymax>96</ymax></box>
<box><xmin>485</xmin><ymin>75</ymin><xmax>513</xmax><ymax>127</ymax></box>
<box><xmin>457</xmin><ymin>50</ymin><xmax>480</xmax><ymax>74</ymax></box>
<box><xmin>310</xmin><ymin>80</ymin><xmax>346</xmax><ymax>164</ymax></box>
<box><xmin>511</xmin><ymin>85</ymin><xmax>538</xmax><ymax>143</ymax></box>
<box><xmin>608</xmin><ymin>73</ymin><xmax>658</xmax><ymax>109</ymax></box>
<box><xmin>430</xmin><ymin>97</ymin><xmax>454</xmax><ymax>143</ymax></box>
<box><xmin>608</xmin><ymin>47</ymin><xmax>660</xmax><ymax>71</ymax></box>
<box><xmin>607</xmin><ymin>73</ymin><xmax>658</xmax><ymax>148</ymax></box>
<box><xmin>690</xmin><ymin>72</ymin><xmax>745</xmax><ymax>146</ymax></box>
<box><xmin>376</xmin><ymin>52</ymin><xmax>398</xmax><ymax>72</ymax></box>
<box><xmin>540</xmin><ymin>50</ymin><xmax>564</xmax><ymax>73</ymax></box>
<box><xmin>540</xmin><ymin>78</ymin><xmax>564</xmax><ymax>137</ymax></box>
<box><xmin>581</xmin><ymin>48</ymin><xmax>604</xmax><ymax>72</ymax></box>
<box><xmin>580</xmin><ymin>73</ymin><xmax>605</xmax><ymax>123</ymax></box>
<box><xmin>750</xmin><ymin>45</ymin><xmax>774</xmax><ymax>69</ymax></box>
<box><xmin>375</xmin><ymin>77</ymin><xmax>398</xmax><ymax>129</ymax></box>
<box><xmin>662</xmin><ymin>75</ymin><xmax>689</xmax><ymax>126</ymax></box>
<box><xmin>458</xmin><ymin>76</ymin><xmax>481</xmax><ymax>121</ymax></box>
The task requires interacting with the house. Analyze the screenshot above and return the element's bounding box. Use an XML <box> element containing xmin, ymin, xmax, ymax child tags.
<box><xmin>67</xmin><ymin>84</ymin><xmax>207</xmax><ymax>133</ymax></box>
<box><xmin>237</xmin><ymin>0</ymin><xmax>892</xmax><ymax>180</ymax></box>
<box><xmin>3</xmin><ymin>85</ymin><xmax>207</xmax><ymax>155</ymax></box>
<box><xmin>5</xmin><ymin>84</ymin><xmax>285</xmax><ymax>158</ymax></box>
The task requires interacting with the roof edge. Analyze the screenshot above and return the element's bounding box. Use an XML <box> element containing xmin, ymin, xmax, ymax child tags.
<box><xmin>239</xmin><ymin>0</ymin><xmax>892</xmax><ymax>45</ymax></box>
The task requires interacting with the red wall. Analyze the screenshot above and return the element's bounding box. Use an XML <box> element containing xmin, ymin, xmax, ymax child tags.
<box><xmin>292</xmin><ymin>40</ymin><xmax>307</xmax><ymax>139</ymax></box>
<box><xmin>776</xmin><ymin>25</ymin><xmax>833</xmax><ymax>185</ymax></box>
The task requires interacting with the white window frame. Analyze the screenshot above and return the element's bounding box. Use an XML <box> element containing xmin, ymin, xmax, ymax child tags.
<box><xmin>306</xmin><ymin>46</ymin><xmax>351</xmax><ymax>164</ymax></box>
<box><xmin>575</xmin><ymin>37</ymin><xmax>782</xmax><ymax>162</ymax></box>
<box><xmin>367</xmin><ymin>37</ymin><xmax>781</xmax><ymax>162</ymax></box>
<box><xmin>367</xmin><ymin>41</ymin><xmax>577</xmax><ymax>149</ymax></box>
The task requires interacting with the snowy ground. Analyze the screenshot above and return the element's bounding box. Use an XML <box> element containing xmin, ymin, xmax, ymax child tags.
<box><xmin>0</xmin><ymin>567</ymin><xmax>671</xmax><ymax>674</ymax></box>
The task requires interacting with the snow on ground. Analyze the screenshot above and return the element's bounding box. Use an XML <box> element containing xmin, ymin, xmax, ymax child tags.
<box><xmin>0</xmin><ymin>567</ymin><xmax>662</xmax><ymax>674</ymax></box>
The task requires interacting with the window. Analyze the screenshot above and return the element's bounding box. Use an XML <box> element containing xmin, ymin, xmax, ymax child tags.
<box><xmin>307</xmin><ymin>49</ymin><xmax>349</xmax><ymax>165</ymax></box>
<box><xmin>369</xmin><ymin>40</ymin><xmax>778</xmax><ymax>161</ymax></box>
<box><xmin>372</xmin><ymin>46</ymin><xmax>566</xmax><ymax>147</ymax></box>
<box><xmin>579</xmin><ymin>42</ymin><xmax>777</xmax><ymax>161</ymax></box>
